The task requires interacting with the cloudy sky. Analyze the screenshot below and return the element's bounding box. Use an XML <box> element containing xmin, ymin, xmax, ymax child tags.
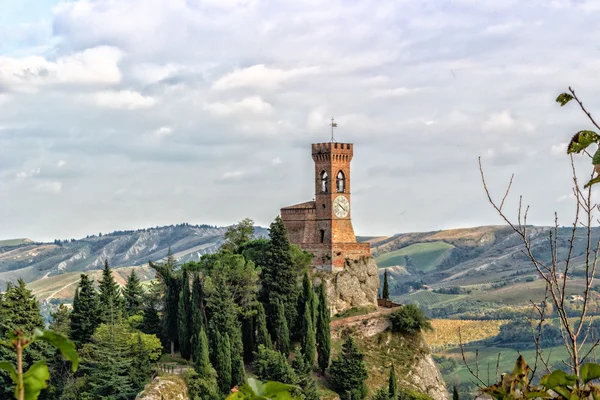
<box><xmin>2</xmin><ymin>0</ymin><xmax>600</xmax><ymax>242</ymax></box>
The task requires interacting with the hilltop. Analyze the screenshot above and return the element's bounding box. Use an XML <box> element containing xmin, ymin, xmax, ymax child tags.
<box><xmin>0</xmin><ymin>223</ymin><xmax>267</xmax><ymax>291</ymax></box>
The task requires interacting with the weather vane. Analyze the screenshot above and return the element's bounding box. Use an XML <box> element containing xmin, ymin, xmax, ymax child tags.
<box><xmin>330</xmin><ymin>117</ymin><xmax>337</xmax><ymax>142</ymax></box>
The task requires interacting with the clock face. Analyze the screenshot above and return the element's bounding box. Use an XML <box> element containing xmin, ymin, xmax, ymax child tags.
<box><xmin>333</xmin><ymin>195</ymin><xmax>349</xmax><ymax>218</ymax></box>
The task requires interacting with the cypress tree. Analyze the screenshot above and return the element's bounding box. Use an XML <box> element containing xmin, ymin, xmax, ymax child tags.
<box><xmin>291</xmin><ymin>352</ymin><xmax>320</xmax><ymax>400</ymax></box>
<box><xmin>214</xmin><ymin>331</ymin><xmax>232</xmax><ymax>394</ymax></box>
<box><xmin>298</xmin><ymin>272</ymin><xmax>315</xmax><ymax>339</ymax></box>
<box><xmin>255</xmin><ymin>302</ymin><xmax>272</xmax><ymax>350</ymax></box>
<box><xmin>382</xmin><ymin>270</ymin><xmax>390</xmax><ymax>300</ymax></box>
<box><xmin>178</xmin><ymin>270</ymin><xmax>192</xmax><ymax>359</ymax></box>
<box><xmin>273</xmin><ymin>299</ymin><xmax>290</xmax><ymax>356</ymax></box>
<box><xmin>141</xmin><ymin>300</ymin><xmax>161</xmax><ymax>337</ymax></box>
<box><xmin>388</xmin><ymin>364</ymin><xmax>397</xmax><ymax>399</ymax></box>
<box><xmin>190</xmin><ymin>274</ymin><xmax>206</xmax><ymax>361</ymax></box>
<box><xmin>242</xmin><ymin>315</ymin><xmax>255</xmax><ymax>363</ymax></box>
<box><xmin>328</xmin><ymin>335</ymin><xmax>368</xmax><ymax>400</ymax></box>
<box><xmin>260</xmin><ymin>217</ymin><xmax>300</xmax><ymax>332</ymax></box>
<box><xmin>70</xmin><ymin>274</ymin><xmax>100</xmax><ymax>346</ymax></box>
<box><xmin>316</xmin><ymin>282</ymin><xmax>331</xmax><ymax>373</ymax></box>
<box><xmin>302</xmin><ymin>303</ymin><xmax>316</xmax><ymax>367</ymax></box>
<box><xmin>151</xmin><ymin>250</ymin><xmax>182</xmax><ymax>354</ymax></box>
<box><xmin>194</xmin><ymin>327</ymin><xmax>212</xmax><ymax>375</ymax></box>
<box><xmin>123</xmin><ymin>270</ymin><xmax>144</xmax><ymax>316</ymax></box>
<box><xmin>98</xmin><ymin>259</ymin><xmax>123</xmax><ymax>323</ymax></box>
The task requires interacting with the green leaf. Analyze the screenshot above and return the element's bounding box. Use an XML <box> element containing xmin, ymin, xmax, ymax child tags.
<box><xmin>0</xmin><ymin>361</ymin><xmax>17</xmax><ymax>383</ymax></box>
<box><xmin>584</xmin><ymin>176</ymin><xmax>600</xmax><ymax>189</ymax></box>
<box><xmin>557</xmin><ymin>93</ymin><xmax>574</xmax><ymax>106</ymax></box>
<box><xmin>593</xmin><ymin>148</ymin><xmax>600</xmax><ymax>165</ymax></box>
<box><xmin>582</xmin><ymin>363</ymin><xmax>600</xmax><ymax>384</ymax></box>
<box><xmin>568</xmin><ymin>130</ymin><xmax>600</xmax><ymax>154</ymax></box>
<box><xmin>21</xmin><ymin>360</ymin><xmax>50</xmax><ymax>400</ymax></box>
<box><xmin>33</xmin><ymin>329</ymin><xmax>79</xmax><ymax>372</ymax></box>
<box><xmin>262</xmin><ymin>381</ymin><xmax>298</xmax><ymax>395</ymax></box>
<box><xmin>540</xmin><ymin>370</ymin><xmax>577</xmax><ymax>398</ymax></box>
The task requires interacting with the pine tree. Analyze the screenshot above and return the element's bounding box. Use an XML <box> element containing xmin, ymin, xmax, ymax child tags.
<box><xmin>328</xmin><ymin>335</ymin><xmax>368</xmax><ymax>400</ymax></box>
<box><xmin>253</xmin><ymin>345</ymin><xmax>297</xmax><ymax>385</ymax></box>
<box><xmin>453</xmin><ymin>385</ymin><xmax>460</xmax><ymax>400</ymax></box>
<box><xmin>388</xmin><ymin>364</ymin><xmax>397</xmax><ymax>399</ymax></box>
<box><xmin>151</xmin><ymin>250</ymin><xmax>181</xmax><ymax>354</ymax></box>
<box><xmin>70</xmin><ymin>274</ymin><xmax>100</xmax><ymax>346</ymax></box>
<box><xmin>123</xmin><ymin>270</ymin><xmax>144</xmax><ymax>316</ymax></box>
<box><xmin>98</xmin><ymin>259</ymin><xmax>123</xmax><ymax>323</ymax></box>
<box><xmin>302</xmin><ymin>302</ymin><xmax>316</xmax><ymax>367</ymax></box>
<box><xmin>178</xmin><ymin>270</ymin><xmax>192</xmax><ymax>359</ymax></box>
<box><xmin>273</xmin><ymin>299</ymin><xmax>291</xmax><ymax>356</ymax></box>
<box><xmin>382</xmin><ymin>270</ymin><xmax>390</xmax><ymax>300</ymax></box>
<box><xmin>50</xmin><ymin>303</ymin><xmax>71</xmax><ymax>336</ymax></box>
<box><xmin>255</xmin><ymin>302</ymin><xmax>273</xmax><ymax>350</ymax></box>
<box><xmin>260</xmin><ymin>216</ymin><xmax>300</xmax><ymax>332</ymax></box>
<box><xmin>316</xmin><ymin>282</ymin><xmax>331</xmax><ymax>373</ymax></box>
<box><xmin>129</xmin><ymin>333</ymin><xmax>152</xmax><ymax>392</ymax></box>
<box><xmin>214</xmin><ymin>331</ymin><xmax>232</xmax><ymax>394</ymax></box>
<box><xmin>291</xmin><ymin>347</ymin><xmax>320</xmax><ymax>400</ymax></box>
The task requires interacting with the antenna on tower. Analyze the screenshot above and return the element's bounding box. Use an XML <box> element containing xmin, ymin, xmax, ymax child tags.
<box><xmin>330</xmin><ymin>117</ymin><xmax>337</xmax><ymax>142</ymax></box>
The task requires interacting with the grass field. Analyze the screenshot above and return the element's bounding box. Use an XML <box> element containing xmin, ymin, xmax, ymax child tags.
<box><xmin>471</xmin><ymin>278</ymin><xmax>589</xmax><ymax>305</ymax></box>
<box><xmin>395</xmin><ymin>290</ymin><xmax>464</xmax><ymax>308</ymax></box>
<box><xmin>0</xmin><ymin>238</ymin><xmax>31</xmax><ymax>247</ymax></box>
<box><xmin>423</xmin><ymin>319</ymin><xmax>506</xmax><ymax>351</ymax></box>
<box><xmin>440</xmin><ymin>343</ymin><xmax>596</xmax><ymax>386</ymax></box>
<box><xmin>375</xmin><ymin>241</ymin><xmax>454</xmax><ymax>271</ymax></box>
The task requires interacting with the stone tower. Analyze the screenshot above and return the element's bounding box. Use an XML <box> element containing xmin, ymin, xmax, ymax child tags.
<box><xmin>281</xmin><ymin>142</ymin><xmax>370</xmax><ymax>272</ymax></box>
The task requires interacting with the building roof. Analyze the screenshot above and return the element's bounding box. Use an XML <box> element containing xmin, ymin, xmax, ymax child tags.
<box><xmin>281</xmin><ymin>200</ymin><xmax>316</xmax><ymax>210</ymax></box>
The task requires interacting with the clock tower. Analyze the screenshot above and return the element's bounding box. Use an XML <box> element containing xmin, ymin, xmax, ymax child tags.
<box><xmin>281</xmin><ymin>141</ymin><xmax>370</xmax><ymax>272</ymax></box>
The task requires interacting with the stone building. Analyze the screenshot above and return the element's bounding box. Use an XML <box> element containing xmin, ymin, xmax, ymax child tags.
<box><xmin>280</xmin><ymin>141</ymin><xmax>370</xmax><ymax>272</ymax></box>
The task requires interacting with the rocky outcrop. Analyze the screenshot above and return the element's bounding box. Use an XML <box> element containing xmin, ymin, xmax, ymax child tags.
<box><xmin>314</xmin><ymin>256</ymin><xmax>379</xmax><ymax>314</ymax></box>
<box><xmin>404</xmin><ymin>353</ymin><xmax>450</xmax><ymax>400</ymax></box>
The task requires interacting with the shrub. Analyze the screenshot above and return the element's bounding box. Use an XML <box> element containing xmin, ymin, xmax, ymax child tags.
<box><xmin>389</xmin><ymin>304</ymin><xmax>432</xmax><ymax>334</ymax></box>
<box><xmin>398</xmin><ymin>388</ymin><xmax>433</xmax><ymax>400</ymax></box>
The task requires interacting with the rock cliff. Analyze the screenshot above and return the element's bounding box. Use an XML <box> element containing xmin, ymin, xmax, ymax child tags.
<box><xmin>136</xmin><ymin>375</ymin><xmax>188</xmax><ymax>400</ymax></box>
<box><xmin>314</xmin><ymin>256</ymin><xmax>379</xmax><ymax>314</ymax></box>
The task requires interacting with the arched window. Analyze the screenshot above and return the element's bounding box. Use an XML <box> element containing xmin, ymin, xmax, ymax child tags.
<box><xmin>336</xmin><ymin>171</ymin><xmax>345</xmax><ymax>193</ymax></box>
<box><xmin>321</xmin><ymin>171</ymin><xmax>328</xmax><ymax>193</ymax></box>
<box><xmin>320</xmin><ymin>229</ymin><xmax>325</xmax><ymax>243</ymax></box>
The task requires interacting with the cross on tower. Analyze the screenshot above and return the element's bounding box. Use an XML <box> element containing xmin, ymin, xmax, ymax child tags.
<box><xmin>330</xmin><ymin>117</ymin><xmax>337</xmax><ymax>142</ymax></box>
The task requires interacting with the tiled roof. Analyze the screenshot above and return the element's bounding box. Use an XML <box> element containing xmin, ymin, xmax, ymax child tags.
<box><xmin>281</xmin><ymin>200</ymin><xmax>316</xmax><ymax>210</ymax></box>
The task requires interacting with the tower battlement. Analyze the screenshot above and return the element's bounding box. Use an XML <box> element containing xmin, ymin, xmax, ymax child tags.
<box><xmin>311</xmin><ymin>142</ymin><xmax>354</xmax><ymax>160</ymax></box>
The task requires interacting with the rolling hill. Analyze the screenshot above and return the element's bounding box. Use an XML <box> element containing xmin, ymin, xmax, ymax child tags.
<box><xmin>0</xmin><ymin>223</ymin><xmax>267</xmax><ymax>291</ymax></box>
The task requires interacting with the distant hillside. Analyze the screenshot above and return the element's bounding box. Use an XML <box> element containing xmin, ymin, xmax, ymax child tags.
<box><xmin>0</xmin><ymin>223</ymin><xmax>267</xmax><ymax>288</ymax></box>
<box><xmin>373</xmin><ymin>225</ymin><xmax>600</xmax><ymax>315</ymax></box>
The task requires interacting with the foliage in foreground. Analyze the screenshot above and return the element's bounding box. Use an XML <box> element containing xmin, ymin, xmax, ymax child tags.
<box><xmin>226</xmin><ymin>377</ymin><xmax>300</xmax><ymax>400</ymax></box>
<box><xmin>389</xmin><ymin>304</ymin><xmax>432</xmax><ymax>335</ymax></box>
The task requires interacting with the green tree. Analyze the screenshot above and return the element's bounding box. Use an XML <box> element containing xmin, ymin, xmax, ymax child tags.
<box><xmin>98</xmin><ymin>259</ymin><xmax>123</xmax><ymax>323</ymax></box>
<box><xmin>70</xmin><ymin>274</ymin><xmax>100</xmax><ymax>346</ymax></box>
<box><xmin>302</xmin><ymin>303</ymin><xmax>316</xmax><ymax>368</ymax></box>
<box><xmin>370</xmin><ymin>388</ymin><xmax>390</xmax><ymax>400</ymax></box>
<box><xmin>129</xmin><ymin>333</ymin><xmax>152</xmax><ymax>392</ymax></box>
<box><xmin>222</xmin><ymin>218</ymin><xmax>255</xmax><ymax>253</ymax></box>
<box><xmin>185</xmin><ymin>368</ymin><xmax>220</xmax><ymax>400</ymax></box>
<box><xmin>255</xmin><ymin>302</ymin><xmax>273</xmax><ymax>350</ymax></box>
<box><xmin>141</xmin><ymin>281</ymin><xmax>162</xmax><ymax>339</ymax></box>
<box><xmin>49</xmin><ymin>304</ymin><xmax>71</xmax><ymax>336</ymax></box>
<box><xmin>193</xmin><ymin>327</ymin><xmax>212</xmax><ymax>375</ymax></box>
<box><xmin>389</xmin><ymin>364</ymin><xmax>397</xmax><ymax>399</ymax></box>
<box><xmin>178</xmin><ymin>270</ymin><xmax>192</xmax><ymax>359</ymax></box>
<box><xmin>389</xmin><ymin>305</ymin><xmax>432</xmax><ymax>335</ymax></box>
<box><xmin>291</xmin><ymin>349</ymin><xmax>320</xmax><ymax>400</ymax></box>
<box><xmin>260</xmin><ymin>217</ymin><xmax>300</xmax><ymax>332</ymax></box>
<box><xmin>328</xmin><ymin>336</ymin><xmax>368</xmax><ymax>400</ymax></box>
<box><xmin>252</xmin><ymin>345</ymin><xmax>297</xmax><ymax>385</ymax></box>
<box><xmin>191</xmin><ymin>274</ymin><xmax>207</xmax><ymax>362</ymax></box>
<box><xmin>151</xmin><ymin>249</ymin><xmax>181</xmax><ymax>354</ymax></box>
<box><xmin>123</xmin><ymin>270</ymin><xmax>144</xmax><ymax>316</ymax></box>
<box><xmin>273</xmin><ymin>299</ymin><xmax>291</xmax><ymax>356</ymax></box>
<box><xmin>316</xmin><ymin>282</ymin><xmax>331</xmax><ymax>373</ymax></box>
<box><xmin>214</xmin><ymin>331</ymin><xmax>232</xmax><ymax>394</ymax></box>
<box><xmin>382</xmin><ymin>270</ymin><xmax>390</xmax><ymax>300</ymax></box>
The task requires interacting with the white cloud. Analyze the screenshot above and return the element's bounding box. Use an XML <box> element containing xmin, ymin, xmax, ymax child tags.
<box><xmin>219</xmin><ymin>171</ymin><xmax>246</xmax><ymax>181</ymax></box>
<box><xmin>373</xmin><ymin>87</ymin><xmax>420</xmax><ymax>98</ymax></box>
<box><xmin>271</xmin><ymin>157</ymin><xmax>282</xmax><ymax>165</ymax></box>
<box><xmin>16</xmin><ymin>168</ymin><xmax>41</xmax><ymax>180</ymax></box>
<box><xmin>212</xmin><ymin>64</ymin><xmax>320</xmax><ymax>90</ymax></box>
<box><xmin>93</xmin><ymin>90</ymin><xmax>156</xmax><ymax>109</ymax></box>
<box><xmin>203</xmin><ymin>96</ymin><xmax>274</xmax><ymax>116</ymax></box>
<box><xmin>0</xmin><ymin>46</ymin><xmax>122</xmax><ymax>92</ymax></box>
<box><xmin>154</xmin><ymin>126</ymin><xmax>173</xmax><ymax>137</ymax></box>
<box><xmin>57</xmin><ymin>160</ymin><xmax>67</xmax><ymax>167</ymax></box>
<box><xmin>483</xmin><ymin>21</ymin><xmax>524</xmax><ymax>35</ymax></box>
<box><xmin>551</xmin><ymin>143</ymin><xmax>568</xmax><ymax>156</ymax></box>
<box><xmin>481</xmin><ymin>110</ymin><xmax>535</xmax><ymax>134</ymax></box>
<box><xmin>36</xmin><ymin>181</ymin><xmax>62</xmax><ymax>193</ymax></box>
<box><xmin>132</xmin><ymin>63</ymin><xmax>181</xmax><ymax>84</ymax></box>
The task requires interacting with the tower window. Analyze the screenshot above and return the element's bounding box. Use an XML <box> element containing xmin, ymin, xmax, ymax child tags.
<box><xmin>336</xmin><ymin>171</ymin><xmax>345</xmax><ymax>193</ymax></box>
<box><xmin>320</xmin><ymin>229</ymin><xmax>325</xmax><ymax>243</ymax></box>
<box><xmin>321</xmin><ymin>171</ymin><xmax>329</xmax><ymax>193</ymax></box>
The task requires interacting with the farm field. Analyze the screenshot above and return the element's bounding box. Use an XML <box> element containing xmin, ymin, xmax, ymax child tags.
<box><xmin>375</xmin><ymin>241</ymin><xmax>454</xmax><ymax>271</ymax></box>
<box><xmin>439</xmin><ymin>343</ymin><xmax>596</xmax><ymax>386</ymax></box>
<box><xmin>423</xmin><ymin>319</ymin><xmax>506</xmax><ymax>351</ymax></box>
<box><xmin>0</xmin><ymin>238</ymin><xmax>32</xmax><ymax>247</ymax></box>
<box><xmin>470</xmin><ymin>278</ymin><xmax>589</xmax><ymax>305</ymax></box>
<box><xmin>395</xmin><ymin>290</ymin><xmax>465</xmax><ymax>308</ymax></box>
